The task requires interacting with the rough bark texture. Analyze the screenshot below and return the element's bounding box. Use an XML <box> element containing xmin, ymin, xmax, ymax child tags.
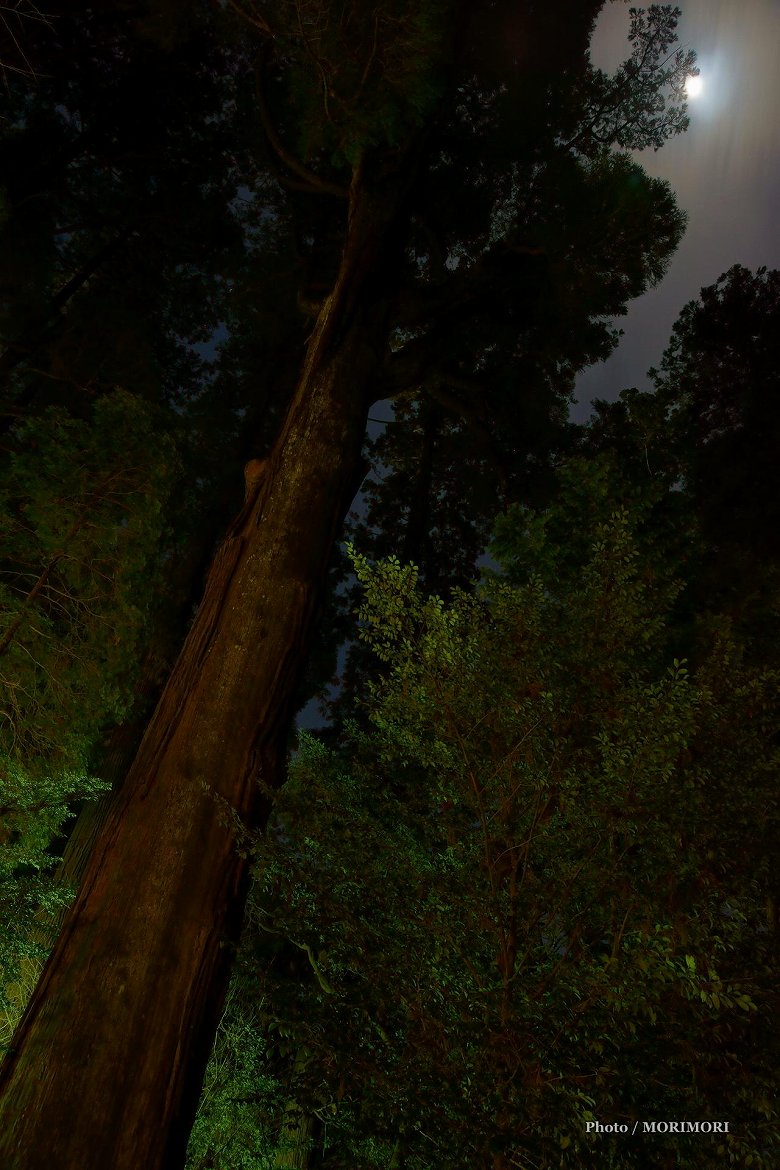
<box><xmin>274</xmin><ymin>1105</ymin><xmax>314</xmax><ymax>1170</ymax></box>
<box><xmin>273</xmin><ymin>1046</ymin><xmax>316</xmax><ymax>1170</ymax></box>
<box><xmin>0</xmin><ymin>163</ymin><xmax>408</xmax><ymax>1170</ymax></box>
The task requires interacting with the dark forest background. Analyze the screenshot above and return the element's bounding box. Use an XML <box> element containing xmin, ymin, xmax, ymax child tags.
<box><xmin>0</xmin><ymin>3</ymin><xmax>777</xmax><ymax>1168</ymax></box>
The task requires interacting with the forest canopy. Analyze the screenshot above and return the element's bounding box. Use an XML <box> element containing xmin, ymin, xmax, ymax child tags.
<box><xmin>0</xmin><ymin>3</ymin><xmax>776</xmax><ymax>1169</ymax></box>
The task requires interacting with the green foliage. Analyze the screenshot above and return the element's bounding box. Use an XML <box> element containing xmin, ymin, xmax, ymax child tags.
<box><xmin>251</xmin><ymin>0</ymin><xmax>454</xmax><ymax>167</ymax></box>
<box><xmin>0</xmin><ymin>389</ymin><xmax>177</xmax><ymax>1025</ymax></box>
<box><xmin>195</xmin><ymin>463</ymin><xmax>777</xmax><ymax>1169</ymax></box>
<box><xmin>0</xmin><ymin>390</ymin><xmax>176</xmax><ymax>768</ymax></box>
<box><xmin>186</xmin><ymin>981</ymin><xmax>282</xmax><ymax>1170</ymax></box>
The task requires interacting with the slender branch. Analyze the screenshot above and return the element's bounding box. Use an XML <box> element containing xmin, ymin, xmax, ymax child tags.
<box><xmin>0</xmin><ymin>1</ymin><xmax>53</xmax><ymax>86</ymax></box>
<box><xmin>0</xmin><ymin>466</ymin><xmax>131</xmax><ymax>659</ymax></box>
<box><xmin>223</xmin><ymin>0</ymin><xmax>275</xmax><ymax>40</ymax></box>
<box><xmin>290</xmin><ymin>938</ymin><xmax>335</xmax><ymax>995</ymax></box>
<box><xmin>254</xmin><ymin>46</ymin><xmax>348</xmax><ymax>200</ymax></box>
<box><xmin>0</xmin><ymin>225</ymin><xmax>136</xmax><ymax>383</ymax></box>
<box><xmin>0</xmin><ymin>554</ymin><xmax>63</xmax><ymax>658</ymax></box>
<box><xmin>358</xmin><ymin>11</ymin><xmax>380</xmax><ymax>93</ymax></box>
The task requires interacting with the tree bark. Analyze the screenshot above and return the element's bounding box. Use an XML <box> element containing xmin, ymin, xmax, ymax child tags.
<box><xmin>273</xmin><ymin>1046</ymin><xmax>316</xmax><ymax>1170</ymax></box>
<box><xmin>274</xmin><ymin>1103</ymin><xmax>314</xmax><ymax>1170</ymax></box>
<box><xmin>0</xmin><ymin>159</ymin><xmax>409</xmax><ymax>1170</ymax></box>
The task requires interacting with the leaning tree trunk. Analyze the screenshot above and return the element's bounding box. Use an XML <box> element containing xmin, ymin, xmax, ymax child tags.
<box><xmin>0</xmin><ymin>159</ymin><xmax>409</xmax><ymax>1170</ymax></box>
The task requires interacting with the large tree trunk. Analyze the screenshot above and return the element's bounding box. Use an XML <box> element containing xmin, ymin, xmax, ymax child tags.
<box><xmin>0</xmin><ymin>161</ymin><xmax>408</xmax><ymax>1170</ymax></box>
<box><xmin>274</xmin><ymin>1102</ymin><xmax>315</xmax><ymax>1170</ymax></box>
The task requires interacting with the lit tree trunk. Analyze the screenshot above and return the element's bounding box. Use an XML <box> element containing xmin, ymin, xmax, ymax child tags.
<box><xmin>273</xmin><ymin>1046</ymin><xmax>316</xmax><ymax>1170</ymax></box>
<box><xmin>274</xmin><ymin>1104</ymin><xmax>314</xmax><ymax>1170</ymax></box>
<box><xmin>0</xmin><ymin>160</ymin><xmax>408</xmax><ymax>1170</ymax></box>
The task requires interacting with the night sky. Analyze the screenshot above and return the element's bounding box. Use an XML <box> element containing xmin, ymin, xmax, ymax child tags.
<box><xmin>575</xmin><ymin>0</ymin><xmax>780</xmax><ymax>419</ymax></box>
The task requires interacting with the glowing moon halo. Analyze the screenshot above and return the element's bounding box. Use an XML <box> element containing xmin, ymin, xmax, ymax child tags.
<box><xmin>685</xmin><ymin>74</ymin><xmax>704</xmax><ymax>99</ymax></box>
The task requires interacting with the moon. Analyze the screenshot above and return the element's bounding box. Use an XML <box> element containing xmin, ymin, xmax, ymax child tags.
<box><xmin>685</xmin><ymin>74</ymin><xmax>704</xmax><ymax>98</ymax></box>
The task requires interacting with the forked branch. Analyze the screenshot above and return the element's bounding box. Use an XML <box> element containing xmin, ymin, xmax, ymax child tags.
<box><xmin>254</xmin><ymin>43</ymin><xmax>348</xmax><ymax>199</ymax></box>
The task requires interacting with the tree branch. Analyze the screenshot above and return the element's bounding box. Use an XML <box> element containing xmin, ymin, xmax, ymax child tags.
<box><xmin>254</xmin><ymin>46</ymin><xmax>348</xmax><ymax>200</ymax></box>
<box><xmin>223</xmin><ymin>0</ymin><xmax>275</xmax><ymax>40</ymax></box>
